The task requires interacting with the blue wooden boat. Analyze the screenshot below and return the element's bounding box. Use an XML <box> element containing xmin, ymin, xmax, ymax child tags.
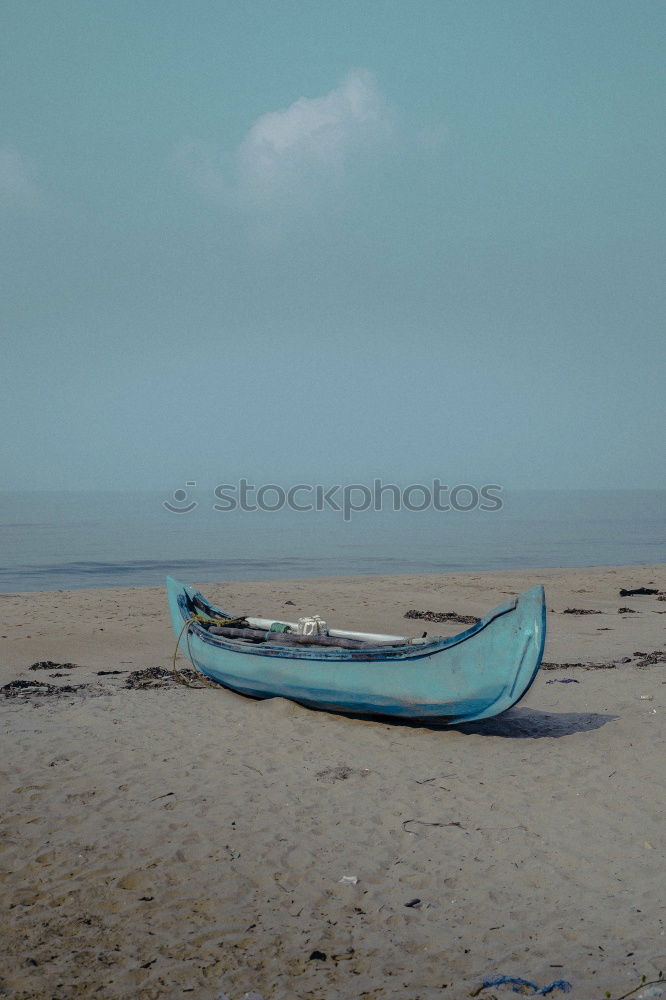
<box><xmin>166</xmin><ymin>577</ymin><xmax>546</xmax><ymax>723</ymax></box>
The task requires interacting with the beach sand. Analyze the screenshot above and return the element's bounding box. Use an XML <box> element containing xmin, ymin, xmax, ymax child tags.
<box><xmin>1</xmin><ymin>565</ymin><xmax>665</xmax><ymax>999</ymax></box>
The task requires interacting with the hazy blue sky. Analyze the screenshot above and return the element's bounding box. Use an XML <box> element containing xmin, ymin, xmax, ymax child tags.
<box><xmin>2</xmin><ymin>0</ymin><xmax>664</xmax><ymax>491</ymax></box>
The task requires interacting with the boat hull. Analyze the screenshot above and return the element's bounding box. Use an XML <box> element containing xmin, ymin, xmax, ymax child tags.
<box><xmin>166</xmin><ymin>577</ymin><xmax>546</xmax><ymax>723</ymax></box>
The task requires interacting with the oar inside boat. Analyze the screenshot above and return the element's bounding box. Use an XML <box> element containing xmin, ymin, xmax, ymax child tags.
<box><xmin>244</xmin><ymin>615</ymin><xmax>419</xmax><ymax>645</ymax></box>
<box><xmin>206</xmin><ymin>624</ymin><xmax>408</xmax><ymax>649</ymax></box>
<box><xmin>187</xmin><ymin>592</ymin><xmax>425</xmax><ymax>648</ymax></box>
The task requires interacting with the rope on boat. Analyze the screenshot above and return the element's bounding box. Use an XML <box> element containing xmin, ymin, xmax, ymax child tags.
<box><xmin>171</xmin><ymin>612</ymin><xmax>246</xmax><ymax>688</ymax></box>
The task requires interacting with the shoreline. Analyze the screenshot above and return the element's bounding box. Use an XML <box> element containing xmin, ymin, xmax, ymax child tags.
<box><xmin>3</xmin><ymin>559</ymin><xmax>666</xmax><ymax>591</ymax></box>
<box><xmin>1</xmin><ymin>563</ymin><xmax>665</xmax><ymax>998</ymax></box>
<box><xmin>3</xmin><ymin>557</ymin><xmax>666</xmax><ymax>597</ymax></box>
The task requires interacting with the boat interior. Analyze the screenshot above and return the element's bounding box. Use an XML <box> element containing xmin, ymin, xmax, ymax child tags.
<box><xmin>183</xmin><ymin>593</ymin><xmax>417</xmax><ymax>651</ymax></box>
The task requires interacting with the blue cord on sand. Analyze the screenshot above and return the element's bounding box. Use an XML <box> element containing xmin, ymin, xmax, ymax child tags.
<box><xmin>481</xmin><ymin>975</ymin><xmax>572</xmax><ymax>995</ymax></box>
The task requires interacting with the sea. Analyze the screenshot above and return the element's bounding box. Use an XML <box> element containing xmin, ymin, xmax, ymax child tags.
<box><xmin>0</xmin><ymin>489</ymin><xmax>664</xmax><ymax>593</ymax></box>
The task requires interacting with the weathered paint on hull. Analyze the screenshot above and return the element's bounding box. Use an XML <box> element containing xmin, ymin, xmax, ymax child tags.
<box><xmin>166</xmin><ymin>577</ymin><xmax>546</xmax><ymax>723</ymax></box>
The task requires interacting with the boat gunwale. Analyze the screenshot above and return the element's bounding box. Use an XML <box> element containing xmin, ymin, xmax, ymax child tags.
<box><xmin>174</xmin><ymin>586</ymin><xmax>521</xmax><ymax>663</ymax></box>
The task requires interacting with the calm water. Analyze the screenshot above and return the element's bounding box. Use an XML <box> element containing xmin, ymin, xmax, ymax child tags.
<box><xmin>0</xmin><ymin>489</ymin><xmax>664</xmax><ymax>592</ymax></box>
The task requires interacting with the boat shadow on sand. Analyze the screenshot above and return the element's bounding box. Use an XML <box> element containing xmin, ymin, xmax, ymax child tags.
<box><xmin>335</xmin><ymin>706</ymin><xmax>617</xmax><ymax>739</ymax></box>
<box><xmin>227</xmin><ymin>688</ymin><xmax>617</xmax><ymax>739</ymax></box>
<box><xmin>449</xmin><ymin>707</ymin><xmax>618</xmax><ymax>739</ymax></box>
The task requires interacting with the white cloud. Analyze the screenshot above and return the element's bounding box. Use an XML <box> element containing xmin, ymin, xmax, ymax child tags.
<box><xmin>0</xmin><ymin>145</ymin><xmax>38</xmax><ymax>209</ymax></box>
<box><xmin>182</xmin><ymin>70</ymin><xmax>393</xmax><ymax>226</ymax></box>
<box><xmin>237</xmin><ymin>69</ymin><xmax>389</xmax><ymax>202</ymax></box>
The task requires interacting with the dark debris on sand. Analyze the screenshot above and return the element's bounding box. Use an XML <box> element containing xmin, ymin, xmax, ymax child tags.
<box><xmin>29</xmin><ymin>660</ymin><xmax>79</xmax><ymax>671</ymax></box>
<box><xmin>634</xmin><ymin>650</ymin><xmax>666</xmax><ymax>667</ymax></box>
<box><xmin>543</xmin><ymin>651</ymin><xmax>666</xmax><ymax>670</ymax></box>
<box><xmin>541</xmin><ymin>661</ymin><xmax>617</xmax><ymax>671</ymax></box>
<box><xmin>315</xmin><ymin>765</ymin><xmax>370</xmax><ymax>783</ymax></box>
<box><xmin>619</xmin><ymin>587</ymin><xmax>659</xmax><ymax>597</ymax></box>
<box><xmin>1</xmin><ymin>678</ymin><xmax>85</xmax><ymax>698</ymax></box>
<box><xmin>404</xmin><ymin>609</ymin><xmax>480</xmax><ymax>625</ymax></box>
<box><xmin>124</xmin><ymin>666</ymin><xmax>208</xmax><ymax>689</ymax></box>
<box><xmin>561</xmin><ymin>608</ymin><xmax>603</xmax><ymax>615</ymax></box>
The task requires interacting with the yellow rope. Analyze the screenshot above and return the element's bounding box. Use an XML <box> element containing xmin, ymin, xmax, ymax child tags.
<box><xmin>171</xmin><ymin>613</ymin><xmax>246</xmax><ymax>688</ymax></box>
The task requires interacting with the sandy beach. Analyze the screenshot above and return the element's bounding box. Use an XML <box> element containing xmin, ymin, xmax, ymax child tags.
<box><xmin>1</xmin><ymin>564</ymin><xmax>665</xmax><ymax>1000</ymax></box>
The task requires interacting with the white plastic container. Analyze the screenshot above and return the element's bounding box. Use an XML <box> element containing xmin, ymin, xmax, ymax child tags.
<box><xmin>296</xmin><ymin>615</ymin><xmax>328</xmax><ymax>637</ymax></box>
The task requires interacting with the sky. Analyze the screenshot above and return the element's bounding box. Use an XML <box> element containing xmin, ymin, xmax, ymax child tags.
<box><xmin>1</xmin><ymin>0</ymin><xmax>665</xmax><ymax>492</ymax></box>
